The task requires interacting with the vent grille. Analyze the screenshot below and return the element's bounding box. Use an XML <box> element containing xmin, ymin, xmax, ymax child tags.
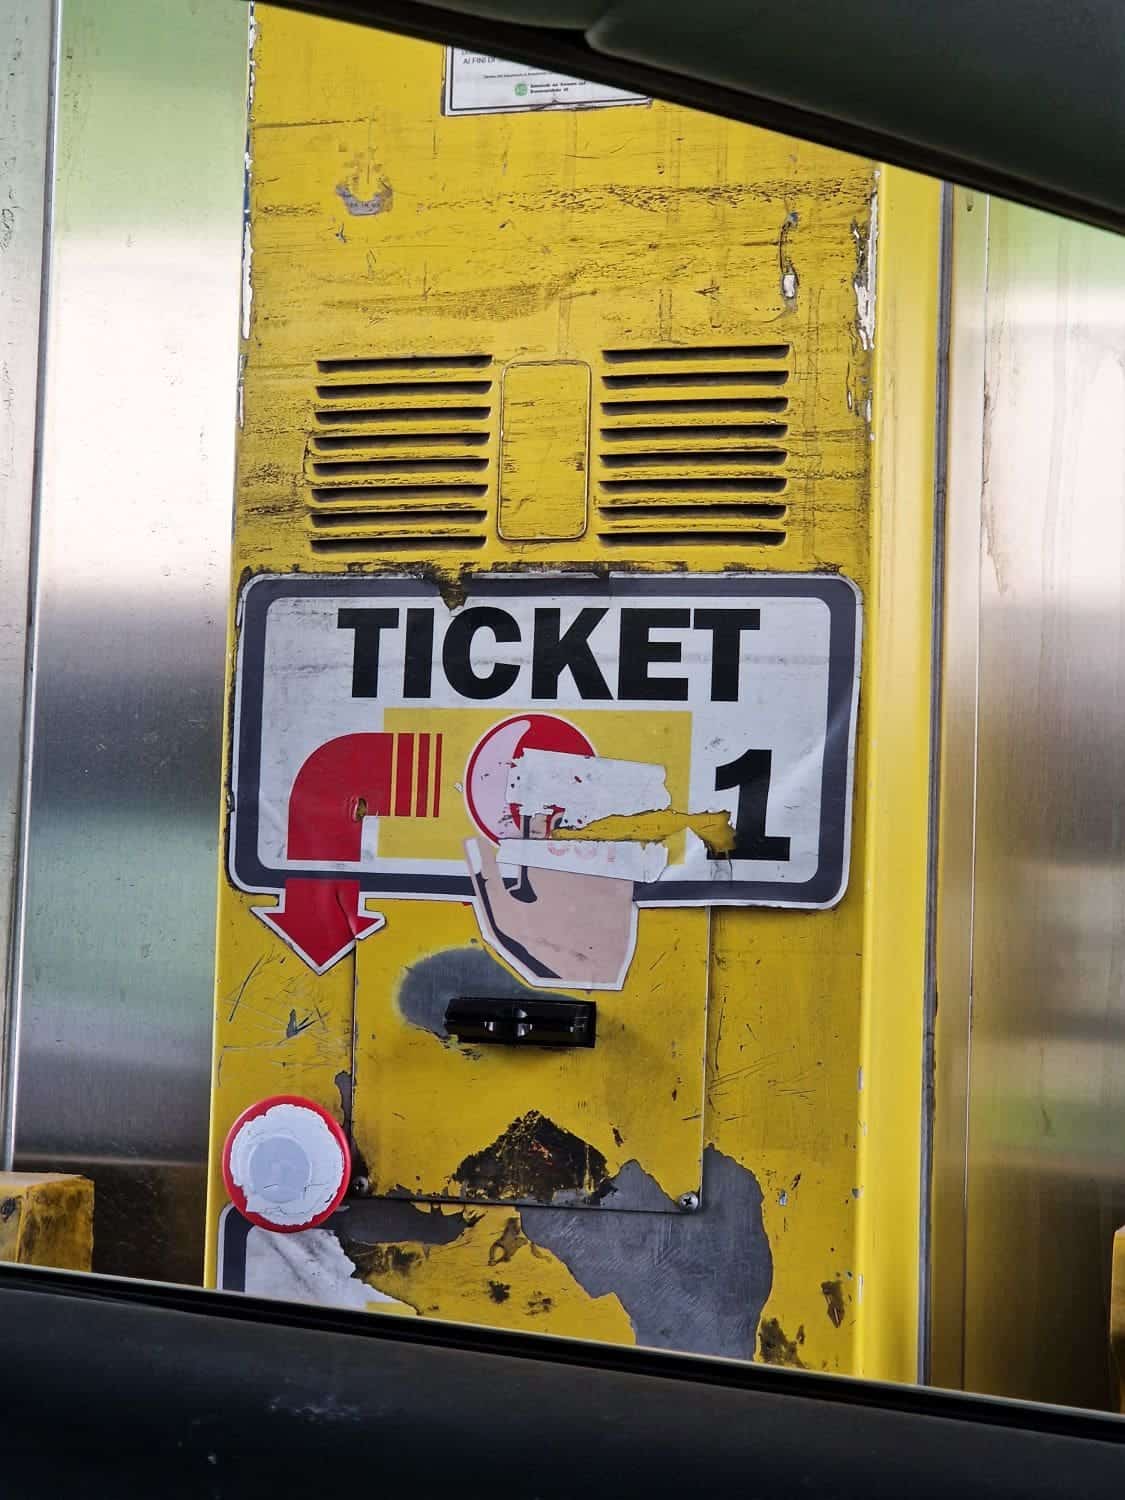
<box><xmin>595</xmin><ymin>344</ymin><xmax>791</xmax><ymax>548</ymax></box>
<box><xmin>305</xmin><ymin>355</ymin><xmax>495</xmax><ymax>553</ymax></box>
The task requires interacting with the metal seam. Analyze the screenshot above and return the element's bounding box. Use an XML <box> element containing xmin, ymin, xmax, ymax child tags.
<box><xmin>956</xmin><ymin>194</ymin><xmax>989</xmax><ymax>1394</ymax></box>
<box><xmin>916</xmin><ymin>180</ymin><xmax>955</xmax><ymax>1386</ymax></box>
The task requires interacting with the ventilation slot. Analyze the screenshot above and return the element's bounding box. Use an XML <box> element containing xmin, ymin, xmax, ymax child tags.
<box><xmin>595</xmin><ymin>345</ymin><xmax>793</xmax><ymax>548</ymax></box>
<box><xmin>308</xmin><ymin>355</ymin><xmax>496</xmax><ymax>554</ymax></box>
<box><xmin>317</xmin><ymin>354</ymin><xmax>492</xmax><ymax>374</ymax></box>
<box><xmin>601</xmin><ymin>397</ymin><xmax>788</xmax><ymax>418</ymax></box>
<box><xmin>603</xmin><ymin>344</ymin><xmax>790</xmax><ymax>364</ymax></box>
<box><xmin>598</xmin><ymin>529</ymin><xmax>787</xmax><ymax>549</ymax></box>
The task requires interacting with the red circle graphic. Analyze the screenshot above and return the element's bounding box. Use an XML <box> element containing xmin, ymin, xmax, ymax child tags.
<box><xmin>464</xmin><ymin>713</ymin><xmax>595</xmax><ymax>844</ymax></box>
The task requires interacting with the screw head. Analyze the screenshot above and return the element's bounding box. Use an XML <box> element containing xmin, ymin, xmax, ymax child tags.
<box><xmin>678</xmin><ymin>1191</ymin><xmax>701</xmax><ymax>1213</ymax></box>
<box><xmin>349</xmin><ymin>1175</ymin><xmax>371</xmax><ymax>1198</ymax></box>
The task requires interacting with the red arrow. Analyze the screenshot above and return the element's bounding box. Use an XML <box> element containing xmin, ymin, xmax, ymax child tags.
<box><xmin>253</xmin><ymin>877</ymin><xmax>384</xmax><ymax>975</ymax></box>
<box><xmin>253</xmin><ymin>731</ymin><xmax>443</xmax><ymax>972</ymax></box>
<box><xmin>253</xmin><ymin>733</ymin><xmax>395</xmax><ymax>973</ymax></box>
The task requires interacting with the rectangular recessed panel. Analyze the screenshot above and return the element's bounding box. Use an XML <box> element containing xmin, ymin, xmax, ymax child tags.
<box><xmin>499</xmin><ymin>361</ymin><xmax>590</xmax><ymax>541</ymax></box>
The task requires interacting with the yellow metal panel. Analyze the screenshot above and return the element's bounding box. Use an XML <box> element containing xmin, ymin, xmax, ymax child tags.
<box><xmin>207</xmin><ymin>6</ymin><xmax>937</xmax><ymax>1382</ymax></box>
<box><xmin>499</xmin><ymin>361</ymin><xmax>590</xmax><ymax>540</ymax></box>
<box><xmin>353</xmin><ymin>901</ymin><xmax>709</xmax><ymax>1207</ymax></box>
<box><xmin>352</xmin><ymin>1203</ymin><xmax>637</xmax><ymax>1340</ymax></box>
<box><xmin>855</xmin><ymin>166</ymin><xmax>942</xmax><ymax>1383</ymax></box>
<box><xmin>0</xmin><ymin>1171</ymin><xmax>94</xmax><ymax>1271</ymax></box>
<box><xmin>231</xmin><ymin>11</ymin><xmax>871</xmax><ymax>583</ymax></box>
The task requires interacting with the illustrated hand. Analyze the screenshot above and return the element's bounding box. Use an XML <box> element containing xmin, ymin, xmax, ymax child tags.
<box><xmin>465</xmin><ymin>836</ymin><xmax>637</xmax><ymax>990</ymax></box>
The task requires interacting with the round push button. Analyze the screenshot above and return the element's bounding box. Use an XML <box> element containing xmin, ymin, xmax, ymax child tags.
<box><xmin>222</xmin><ymin>1095</ymin><xmax>351</xmax><ymax>1233</ymax></box>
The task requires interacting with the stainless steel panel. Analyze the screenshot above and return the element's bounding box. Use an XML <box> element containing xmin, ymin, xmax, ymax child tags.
<box><xmin>957</xmin><ymin>199</ymin><xmax>1125</xmax><ymax>1409</ymax></box>
<box><xmin>929</xmin><ymin>187</ymin><xmax>988</xmax><ymax>1392</ymax></box>
<box><xmin>10</xmin><ymin>0</ymin><xmax>247</xmax><ymax>1284</ymax></box>
<box><xmin>0</xmin><ymin>3</ymin><xmax>55</xmax><ymax>1153</ymax></box>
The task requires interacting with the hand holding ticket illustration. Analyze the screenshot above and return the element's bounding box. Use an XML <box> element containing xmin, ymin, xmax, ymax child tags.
<box><xmin>465</xmin><ymin>827</ymin><xmax>639</xmax><ymax>989</ymax></box>
<box><xmin>462</xmin><ymin>717</ymin><xmax>671</xmax><ymax>990</ymax></box>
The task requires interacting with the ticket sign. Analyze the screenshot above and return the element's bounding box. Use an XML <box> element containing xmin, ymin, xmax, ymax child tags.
<box><xmin>230</xmin><ymin>574</ymin><xmax>861</xmax><ymax>974</ymax></box>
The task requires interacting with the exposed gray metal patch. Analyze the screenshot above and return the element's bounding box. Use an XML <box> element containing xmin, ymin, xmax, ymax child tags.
<box><xmin>335</xmin><ymin>1197</ymin><xmax>470</xmax><ymax>1248</ymax></box>
<box><xmin>336</xmin><ymin>180</ymin><xmax>392</xmax><ymax>216</ymax></box>
<box><xmin>521</xmin><ymin>1146</ymin><xmax>772</xmax><ymax>1360</ymax></box>
<box><xmin>397</xmin><ymin>945</ymin><xmax>577</xmax><ymax>1040</ymax></box>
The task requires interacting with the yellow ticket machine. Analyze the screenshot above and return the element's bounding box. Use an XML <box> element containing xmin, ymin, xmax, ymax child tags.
<box><xmin>207</xmin><ymin>6</ymin><xmax>940</xmax><ymax>1381</ymax></box>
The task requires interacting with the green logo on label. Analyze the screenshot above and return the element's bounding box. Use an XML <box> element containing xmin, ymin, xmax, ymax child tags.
<box><xmin>514</xmin><ymin>82</ymin><xmax>528</xmax><ymax>96</ymax></box>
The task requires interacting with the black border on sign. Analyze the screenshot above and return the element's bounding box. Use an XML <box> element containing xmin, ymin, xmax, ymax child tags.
<box><xmin>230</xmin><ymin>573</ymin><xmax>860</xmax><ymax>908</ymax></box>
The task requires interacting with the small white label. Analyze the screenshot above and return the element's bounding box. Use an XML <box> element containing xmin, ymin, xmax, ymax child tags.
<box><xmin>444</xmin><ymin>49</ymin><xmax>649</xmax><ymax>116</ymax></box>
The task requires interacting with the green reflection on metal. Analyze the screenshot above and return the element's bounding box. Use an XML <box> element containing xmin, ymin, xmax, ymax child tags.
<box><xmin>57</xmin><ymin>0</ymin><xmax>249</xmax><ymax>235</ymax></box>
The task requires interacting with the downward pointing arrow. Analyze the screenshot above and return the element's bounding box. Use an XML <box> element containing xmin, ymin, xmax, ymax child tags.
<box><xmin>252</xmin><ymin>878</ymin><xmax>384</xmax><ymax>975</ymax></box>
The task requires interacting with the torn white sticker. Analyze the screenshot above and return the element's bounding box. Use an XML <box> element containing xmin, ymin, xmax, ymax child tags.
<box><xmin>244</xmin><ymin>1226</ymin><xmax>401</xmax><ymax>1311</ymax></box>
<box><xmin>498</xmin><ymin>838</ymin><xmax>668</xmax><ymax>884</ymax></box>
<box><xmin>508</xmin><ymin>750</ymin><xmax>670</xmax><ymax>829</ymax></box>
<box><xmin>226</xmin><ymin>1101</ymin><xmax>344</xmax><ymax>1228</ymax></box>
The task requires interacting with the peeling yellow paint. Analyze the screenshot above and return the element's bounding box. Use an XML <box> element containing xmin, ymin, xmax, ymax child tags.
<box><xmin>356</xmin><ymin>1208</ymin><xmax>635</xmax><ymax>1342</ymax></box>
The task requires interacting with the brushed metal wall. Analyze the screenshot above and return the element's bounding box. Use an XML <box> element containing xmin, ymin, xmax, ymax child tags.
<box><xmin>0</xmin><ymin>3</ymin><xmax>54</xmax><ymax>1159</ymax></box>
<box><xmin>935</xmin><ymin>190</ymin><xmax>1125</xmax><ymax>1410</ymax></box>
<box><xmin>8</xmin><ymin>0</ymin><xmax>247</xmax><ymax>1283</ymax></box>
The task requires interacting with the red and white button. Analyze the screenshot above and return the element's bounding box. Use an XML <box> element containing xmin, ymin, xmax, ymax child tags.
<box><xmin>222</xmin><ymin>1095</ymin><xmax>351</xmax><ymax>1233</ymax></box>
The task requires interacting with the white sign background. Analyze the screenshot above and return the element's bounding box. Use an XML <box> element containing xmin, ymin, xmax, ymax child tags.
<box><xmin>231</xmin><ymin>574</ymin><xmax>861</xmax><ymax>910</ymax></box>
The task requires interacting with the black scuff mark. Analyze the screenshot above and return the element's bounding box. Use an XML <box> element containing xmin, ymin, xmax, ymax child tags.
<box><xmin>758</xmin><ymin>1318</ymin><xmax>806</xmax><ymax>1367</ymax></box>
<box><xmin>488</xmin><ymin>1280</ymin><xmax>511</xmax><ymax>1303</ymax></box>
<box><xmin>452</xmin><ymin>1111</ymin><xmax>610</xmax><ymax>1205</ymax></box>
<box><xmin>334</xmin><ymin>1069</ymin><xmax>354</xmax><ymax>1127</ymax></box>
<box><xmin>821</xmin><ymin>1278</ymin><xmax>846</xmax><ymax>1328</ymax></box>
<box><xmin>489</xmin><ymin>1215</ymin><xmax>530</xmax><ymax>1266</ymax></box>
<box><xmin>397</xmin><ymin>947</ymin><xmax>580</xmax><ymax>1043</ymax></box>
<box><xmin>345</xmin><ymin>1242</ymin><xmax>420</xmax><ymax>1279</ymax></box>
<box><xmin>284</xmin><ymin>1007</ymin><xmax>319</xmax><ymax>1039</ymax></box>
<box><xmin>334</xmin><ymin>1069</ymin><xmax>371</xmax><ymax>1187</ymax></box>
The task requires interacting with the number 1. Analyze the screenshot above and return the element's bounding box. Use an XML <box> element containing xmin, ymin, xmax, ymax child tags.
<box><xmin>713</xmin><ymin>748</ymin><xmax>791</xmax><ymax>862</ymax></box>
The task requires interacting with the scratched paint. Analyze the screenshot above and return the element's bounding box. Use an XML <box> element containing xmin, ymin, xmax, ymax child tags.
<box><xmin>853</xmin><ymin>184</ymin><xmax>880</xmax><ymax>351</ymax></box>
